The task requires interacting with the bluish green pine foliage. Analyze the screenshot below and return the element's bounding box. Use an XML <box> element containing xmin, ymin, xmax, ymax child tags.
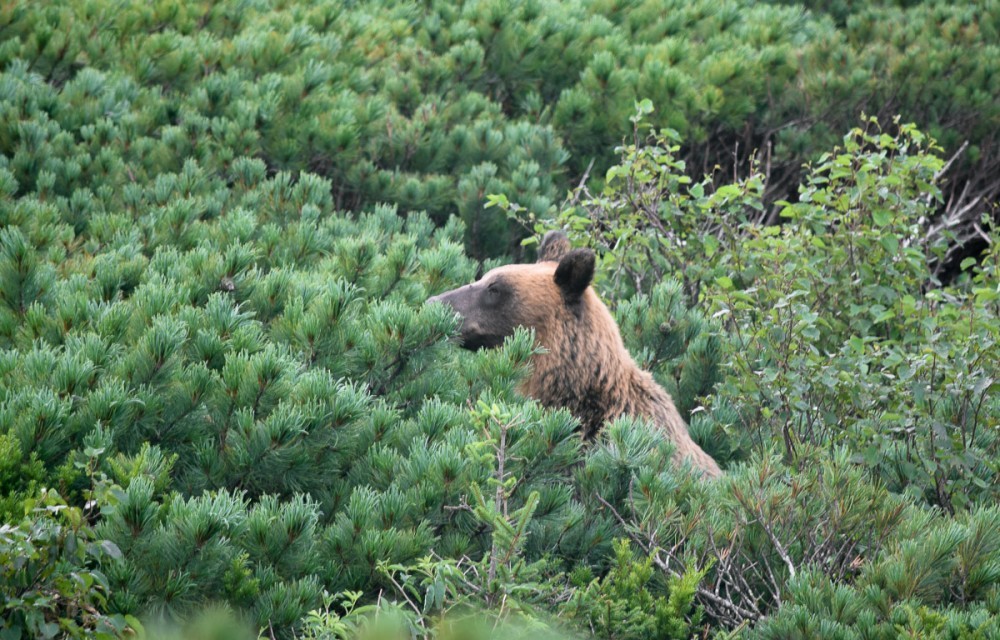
<box><xmin>1</xmin><ymin>0</ymin><xmax>997</xmax><ymax>260</ymax></box>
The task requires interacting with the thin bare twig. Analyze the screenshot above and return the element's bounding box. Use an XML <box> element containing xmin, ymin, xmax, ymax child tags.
<box><xmin>384</xmin><ymin>568</ymin><xmax>423</xmax><ymax>618</ymax></box>
<box><xmin>566</xmin><ymin>158</ymin><xmax>597</xmax><ymax>209</ymax></box>
<box><xmin>759</xmin><ymin>518</ymin><xmax>796</xmax><ymax>580</ymax></box>
<box><xmin>933</xmin><ymin>140</ymin><xmax>970</xmax><ymax>182</ymax></box>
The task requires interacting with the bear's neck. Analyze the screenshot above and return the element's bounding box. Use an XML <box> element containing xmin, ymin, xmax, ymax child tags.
<box><xmin>521</xmin><ymin>293</ymin><xmax>722</xmax><ymax>478</ymax></box>
<box><xmin>519</xmin><ymin>291</ymin><xmax>722</xmax><ymax>479</ymax></box>
<box><xmin>522</xmin><ymin>294</ymin><xmax>676</xmax><ymax>440</ymax></box>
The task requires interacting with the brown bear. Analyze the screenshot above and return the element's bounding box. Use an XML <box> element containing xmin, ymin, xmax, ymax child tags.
<box><xmin>428</xmin><ymin>231</ymin><xmax>722</xmax><ymax>479</ymax></box>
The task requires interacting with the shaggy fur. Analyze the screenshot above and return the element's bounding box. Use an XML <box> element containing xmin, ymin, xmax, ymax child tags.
<box><xmin>428</xmin><ymin>233</ymin><xmax>722</xmax><ymax>479</ymax></box>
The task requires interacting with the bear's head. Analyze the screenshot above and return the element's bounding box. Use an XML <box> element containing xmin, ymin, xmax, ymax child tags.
<box><xmin>427</xmin><ymin>231</ymin><xmax>594</xmax><ymax>351</ymax></box>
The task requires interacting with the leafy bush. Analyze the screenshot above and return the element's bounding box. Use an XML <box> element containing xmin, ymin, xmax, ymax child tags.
<box><xmin>493</xmin><ymin>108</ymin><xmax>998</xmax><ymax>631</ymax></box>
<box><xmin>522</xmin><ymin>108</ymin><xmax>999</xmax><ymax>514</ymax></box>
<box><xmin>0</xmin><ymin>489</ymin><xmax>138</xmax><ymax>639</ymax></box>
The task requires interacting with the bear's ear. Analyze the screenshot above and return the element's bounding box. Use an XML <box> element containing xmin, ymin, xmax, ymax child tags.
<box><xmin>554</xmin><ymin>248</ymin><xmax>595</xmax><ymax>302</ymax></box>
<box><xmin>537</xmin><ymin>230</ymin><xmax>571</xmax><ymax>263</ymax></box>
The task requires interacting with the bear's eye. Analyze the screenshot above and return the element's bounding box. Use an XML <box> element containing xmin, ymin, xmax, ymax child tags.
<box><xmin>485</xmin><ymin>283</ymin><xmax>505</xmax><ymax>302</ymax></box>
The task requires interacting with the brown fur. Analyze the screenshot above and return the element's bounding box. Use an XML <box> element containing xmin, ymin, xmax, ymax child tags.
<box><xmin>428</xmin><ymin>235</ymin><xmax>722</xmax><ymax>479</ymax></box>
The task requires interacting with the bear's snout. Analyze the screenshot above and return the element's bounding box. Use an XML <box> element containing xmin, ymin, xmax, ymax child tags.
<box><xmin>426</xmin><ymin>285</ymin><xmax>505</xmax><ymax>351</ymax></box>
<box><xmin>426</xmin><ymin>288</ymin><xmax>470</xmax><ymax>329</ymax></box>
<box><xmin>426</xmin><ymin>287</ymin><xmax>466</xmax><ymax>314</ymax></box>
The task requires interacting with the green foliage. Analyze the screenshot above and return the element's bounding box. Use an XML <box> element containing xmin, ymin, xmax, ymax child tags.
<box><xmin>614</xmin><ymin>279</ymin><xmax>724</xmax><ymax>420</ymax></box>
<box><xmin>531</xmin><ymin>109</ymin><xmax>999</xmax><ymax>514</ymax></box>
<box><xmin>0</xmin><ymin>489</ymin><xmax>140</xmax><ymax>639</ymax></box>
<box><xmin>1</xmin><ymin>0</ymin><xmax>997</xmax><ymax>260</ymax></box>
<box><xmin>2</xmin><ymin>1</ymin><xmax>999</xmax><ymax>637</ymax></box>
<box><xmin>137</xmin><ymin>607</ymin><xmax>256</xmax><ymax>640</ymax></box>
<box><xmin>299</xmin><ymin>601</ymin><xmax>572</xmax><ymax>640</ymax></box>
<box><xmin>565</xmin><ymin>539</ymin><xmax>703</xmax><ymax>640</ymax></box>
<box><xmin>297</xmin><ymin>591</ymin><xmax>410</xmax><ymax>640</ymax></box>
<box><xmin>748</xmin><ymin>506</ymin><xmax>1000</xmax><ymax>639</ymax></box>
<box><xmin>0</xmin><ymin>0</ymin><xmax>569</xmax><ymax>259</ymax></box>
<box><xmin>575</xmin><ymin>417</ymin><xmax>916</xmax><ymax>627</ymax></box>
<box><xmin>2</xmin><ymin>131</ymin><xmax>711</xmax><ymax>633</ymax></box>
<box><xmin>500</xmin><ymin>108</ymin><xmax>1000</xmax><ymax>632</ymax></box>
<box><xmin>0</xmin><ymin>431</ymin><xmax>46</xmax><ymax>520</ymax></box>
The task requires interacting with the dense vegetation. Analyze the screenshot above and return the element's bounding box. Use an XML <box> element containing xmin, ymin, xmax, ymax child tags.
<box><xmin>2</xmin><ymin>0</ymin><xmax>997</xmax><ymax>262</ymax></box>
<box><xmin>0</xmin><ymin>0</ymin><xmax>998</xmax><ymax>638</ymax></box>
